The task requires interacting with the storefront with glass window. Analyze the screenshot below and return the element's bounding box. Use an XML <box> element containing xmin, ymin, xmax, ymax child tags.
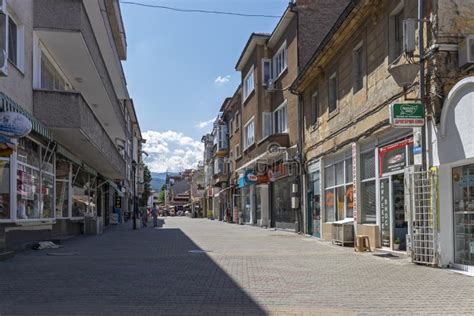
<box><xmin>270</xmin><ymin>161</ymin><xmax>297</xmax><ymax>230</ymax></box>
<box><xmin>307</xmin><ymin>160</ymin><xmax>321</xmax><ymax>237</ymax></box>
<box><xmin>355</xmin><ymin>130</ymin><xmax>414</xmax><ymax>250</ymax></box>
<box><xmin>431</xmin><ymin>77</ymin><xmax>474</xmax><ymax>272</ymax></box>
<box><xmin>320</xmin><ymin>150</ymin><xmax>354</xmax><ymax>240</ymax></box>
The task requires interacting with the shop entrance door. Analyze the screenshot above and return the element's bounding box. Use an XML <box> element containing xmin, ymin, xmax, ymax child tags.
<box><xmin>379</xmin><ymin>173</ymin><xmax>408</xmax><ymax>250</ymax></box>
<box><xmin>307</xmin><ymin>191</ymin><xmax>314</xmax><ymax>236</ymax></box>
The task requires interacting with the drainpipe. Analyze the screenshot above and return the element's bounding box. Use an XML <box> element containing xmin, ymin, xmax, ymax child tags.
<box><xmin>418</xmin><ymin>0</ymin><xmax>427</xmax><ymax>171</ymax></box>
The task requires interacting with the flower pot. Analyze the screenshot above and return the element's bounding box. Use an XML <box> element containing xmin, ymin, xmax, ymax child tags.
<box><xmin>393</xmin><ymin>243</ymin><xmax>400</xmax><ymax>251</ymax></box>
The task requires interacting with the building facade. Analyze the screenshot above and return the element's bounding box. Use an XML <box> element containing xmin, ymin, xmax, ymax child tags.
<box><xmin>0</xmin><ymin>0</ymin><xmax>142</xmax><ymax>254</ymax></box>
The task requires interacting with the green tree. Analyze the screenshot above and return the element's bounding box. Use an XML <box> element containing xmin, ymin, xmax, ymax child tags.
<box><xmin>158</xmin><ymin>190</ymin><xmax>165</xmax><ymax>203</ymax></box>
<box><xmin>140</xmin><ymin>165</ymin><xmax>152</xmax><ymax>206</ymax></box>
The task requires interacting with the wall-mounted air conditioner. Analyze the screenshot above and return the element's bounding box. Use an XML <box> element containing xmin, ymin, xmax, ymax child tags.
<box><xmin>265</xmin><ymin>79</ymin><xmax>275</xmax><ymax>92</ymax></box>
<box><xmin>459</xmin><ymin>35</ymin><xmax>474</xmax><ymax>68</ymax></box>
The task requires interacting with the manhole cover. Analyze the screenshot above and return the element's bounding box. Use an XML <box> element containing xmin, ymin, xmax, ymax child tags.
<box><xmin>47</xmin><ymin>252</ymin><xmax>79</xmax><ymax>256</ymax></box>
<box><xmin>188</xmin><ymin>250</ymin><xmax>211</xmax><ymax>253</ymax></box>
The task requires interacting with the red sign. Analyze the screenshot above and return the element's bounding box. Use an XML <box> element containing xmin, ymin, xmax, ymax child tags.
<box><xmin>378</xmin><ymin>138</ymin><xmax>413</xmax><ymax>176</ymax></box>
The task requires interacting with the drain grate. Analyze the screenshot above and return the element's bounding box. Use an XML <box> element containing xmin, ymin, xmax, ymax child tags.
<box><xmin>188</xmin><ymin>250</ymin><xmax>211</xmax><ymax>254</ymax></box>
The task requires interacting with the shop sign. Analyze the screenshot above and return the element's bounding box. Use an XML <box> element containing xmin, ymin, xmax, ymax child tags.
<box><xmin>0</xmin><ymin>111</ymin><xmax>32</xmax><ymax>138</ymax></box>
<box><xmin>390</xmin><ymin>103</ymin><xmax>424</xmax><ymax>127</ymax></box>
<box><xmin>379</xmin><ymin>139</ymin><xmax>413</xmax><ymax>176</ymax></box>
<box><xmin>307</xmin><ymin>160</ymin><xmax>320</xmax><ymax>174</ymax></box>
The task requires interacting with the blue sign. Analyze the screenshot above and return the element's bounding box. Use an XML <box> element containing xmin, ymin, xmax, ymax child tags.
<box><xmin>412</xmin><ymin>146</ymin><xmax>422</xmax><ymax>154</ymax></box>
<box><xmin>0</xmin><ymin>112</ymin><xmax>32</xmax><ymax>138</ymax></box>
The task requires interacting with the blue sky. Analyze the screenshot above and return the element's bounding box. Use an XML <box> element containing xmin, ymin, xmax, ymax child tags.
<box><xmin>121</xmin><ymin>0</ymin><xmax>288</xmax><ymax>172</ymax></box>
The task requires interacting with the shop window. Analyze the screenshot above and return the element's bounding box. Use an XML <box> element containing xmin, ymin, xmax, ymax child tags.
<box><xmin>17</xmin><ymin>165</ymin><xmax>40</xmax><ymax>219</ymax></box>
<box><xmin>56</xmin><ymin>180</ymin><xmax>69</xmax><ymax>218</ymax></box>
<box><xmin>0</xmin><ymin>160</ymin><xmax>10</xmax><ymax>219</ymax></box>
<box><xmin>17</xmin><ymin>138</ymin><xmax>40</xmax><ymax>168</ymax></box>
<box><xmin>324</xmin><ymin>157</ymin><xmax>354</xmax><ymax>222</ymax></box>
<box><xmin>452</xmin><ymin>164</ymin><xmax>474</xmax><ymax>266</ymax></box>
<box><xmin>41</xmin><ymin>173</ymin><xmax>54</xmax><ymax>218</ymax></box>
<box><xmin>360</xmin><ymin>150</ymin><xmax>376</xmax><ymax>223</ymax></box>
<box><xmin>72</xmin><ymin>167</ymin><xmax>96</xmax><ymax>218</ymax></box>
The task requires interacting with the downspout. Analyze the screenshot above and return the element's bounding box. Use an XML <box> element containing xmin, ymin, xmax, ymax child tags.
<box><xmin>289</xmin><ymin>2</ymin><xmax>305</xmax><ymax>234</ymax></box>
<box><xmin>419</xmin><ymin>0</ymin><xmax>427</xmax><ymax>171</ymax></box>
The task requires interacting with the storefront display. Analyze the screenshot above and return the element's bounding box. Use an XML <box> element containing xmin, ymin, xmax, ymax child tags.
<box><xmin>360</xmin><ymin>150</ymin><xmax>376</xmax><ymax>223</ymax></box>
<box><xmin>452</xmin><ymin>164</ymin><xmax>474</xmax><ymax>266</ymax></box>
<box><xmin>272</xmin><ymin>177</ymin><xmax>293</xmax><ymax>229</ymax></box>
<box><xmin>0</xmin><ymin>159</ymin><xmax>10</xmax><ymax>219</ymax></box>
<box><xmin>72</xmin><ymin>166</ymin><xmax>97</xmax><ymax>218</ymax></box>
<box><xmin>324</xmin><ymin>156</ymin><xmax>353</xmax><ymax>222</ymax></box>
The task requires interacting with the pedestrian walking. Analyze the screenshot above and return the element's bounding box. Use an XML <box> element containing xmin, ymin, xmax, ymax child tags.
<box><xmin>141</xmin><ymin>207</ymin><xmax>148</xmax><ymax>228</ymax></box>
<box><xmin>152</xmin><ymin>203</ymin><xmax>159</xmax><ymax>228</ymax></box>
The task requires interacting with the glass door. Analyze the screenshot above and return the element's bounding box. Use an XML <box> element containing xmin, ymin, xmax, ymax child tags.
<box><xmin>307</xmin><ymin>191</ymin><xmax>314</xmax><ymax>236</ymax></box>
<box><xmin>392</xmin><ymin>174</ymin><xmax>407</xmax><ymax>251</ymax></box>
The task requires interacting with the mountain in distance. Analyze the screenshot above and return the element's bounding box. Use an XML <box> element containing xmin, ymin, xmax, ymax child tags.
<box><xmin>150</xmin><ymin>172</ymin><xmax>179</xmax><ymax>191</ymax></box>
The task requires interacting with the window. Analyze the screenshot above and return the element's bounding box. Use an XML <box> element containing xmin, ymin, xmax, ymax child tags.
<box><xmin>235</xmin><ymin>112</ymin><xmax>240</xmax><ymax>131</ymax></box>
<box><xmin>311</xmin><ymin>91</ymin><xmax>319</xmax><ymax>125</ymax></box>
<box><xmin>360</xmin><ymin>150</ymin><xmax>376</xmax><ymax>223</ymax></box>
<box><xmin>229</xmin><ymin>118</ymin><xmax>234</xmax><ymax>135</ymax></box>
<box><xmin>0</xmin><ymin>159</ymin><xmax>10</xmax><ymax>219</ymax></box>
<box><xmin>56</xmin><ymin>159</ymin><xmax>70</xmax><ymax>218</ymax></box>
<box><xmin>7</xmin><ymin>16</ymin><xmax>16</xmax><ymax>65</ymax></box>
<box><xmin>262</xmin><ymin>59</ymin><xmax>271</xmax><ymax>86</ymax></box>
<box><xmin>7</xmin><ymin>13</ymin><xmax>23</xmax><ymax>71</ymax></box>
<box><xmin>273</xmin><ymin>101</ymin><xmax>288</xmax><ymax>133</ymax></box>
<box><xmin>328</xmin><ymin>73</ymin><xmax>337</xmax><ymax>113</ymax></box>
<box><xmin>16</xmin><ymin>138</ymin><xmax>54</xmax><ymax>220</ymax></box>
<box><xmin>72</xmin><ymin>167</ymin><xmax>96</xmax><ymax>218</ymax></box>
<box><xmin>243</xmin><ymin>67</ymin><xmax>254</xmax><ymax>101</ymax></box>
<box><xmin>272</xmin><ymin>41</ymin><xmax>287</xmax><ymax>79</ymax></box>
<box><xmin>389</xmin><ymin>4</ymin><xmax>404</xmax><ymax>62</ymax></box>
<box><xmin>40</xmin><ymin>52</ymin><xmax>71</xmax><ymax>91</ymax></box>
<box><xmin>235</xmin><ymin>144</ymin><xmax>241</xmax><ymax>158</ymax></box>
<box><xmin>244</xmin><ymin>118</ymin><xmax>255</xmax><ymax>149</ymax></box>
<box><xmin>262</xmin><ymin>112</ymin><xmax>272</xmax><ymax>139</ymax></box>
<box><xmin>353</xmin><ymin>44</ymin><xmax>364</xmax><ymax>93</ymax></box>
<box><xmin>324</xmin><ymin>156</ymin><xmax>353</xmax><ymax>222</ymax></box>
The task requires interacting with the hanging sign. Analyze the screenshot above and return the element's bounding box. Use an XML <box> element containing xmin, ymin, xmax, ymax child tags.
<box><xmin>389</xmin><ymin>103</ymin><xmax>424</xmax><ymax>127</ymax></box>
<box><xmin>0</xmin><ymin>112</ymin><xmax>32</xmax><ymax>138</ymax></box>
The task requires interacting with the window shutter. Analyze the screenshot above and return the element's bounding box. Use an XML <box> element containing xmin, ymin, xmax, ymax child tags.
<box><xmin>0</xmin><ymin>0</ymin><xmax>8</xmax><ymax>76</ymax></box>
<box><xmin>262</xmin><ymin>112</ymin><xmax>272</xmax><ymax>139</ymax></box>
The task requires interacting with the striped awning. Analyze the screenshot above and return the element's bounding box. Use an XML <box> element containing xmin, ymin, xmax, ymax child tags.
<box><xmin>0</xmin><ymin>92</ymin><xmax>53</xmax><ymax>140</ymax></box>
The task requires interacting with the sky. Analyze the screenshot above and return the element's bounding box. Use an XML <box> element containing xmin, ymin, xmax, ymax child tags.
<box><xmin>121</xmin><ymin>0</ymin><xmax>288</xmax><ymax>172</ymax></box>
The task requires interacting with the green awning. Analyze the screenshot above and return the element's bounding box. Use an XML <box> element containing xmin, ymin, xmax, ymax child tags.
<box><xmin>0</xmin><ymin>92</ymin><xmax>53</xmax><ymax>140</ymax></box>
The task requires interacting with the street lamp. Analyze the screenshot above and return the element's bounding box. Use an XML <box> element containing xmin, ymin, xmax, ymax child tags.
<box><xmin>132</xmin><ymin>160</ymin><xmax>137</xmax><ymax>230</ymax></box>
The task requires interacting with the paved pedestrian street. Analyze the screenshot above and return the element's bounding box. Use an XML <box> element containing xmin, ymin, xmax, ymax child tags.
<box><xmin>1</xmin><ymin>217</ymin><xmax>473</xmax><ymax>315</ymax></box>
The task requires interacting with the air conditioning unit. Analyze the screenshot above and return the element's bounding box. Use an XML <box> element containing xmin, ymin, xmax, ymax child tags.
<box><xmin>265</xmin><ymin>79</ymin><xmax>275</xmax><ymax>92</ymax></box>
<box><xmin>403</xmin><ymin>19</ymin><xmax>416</xmax><ymax>53</ymax></box>
<box><xmin>458</xmin><ymin>35</ymin><xmax>474</xmax><ymax>68</ymax></box>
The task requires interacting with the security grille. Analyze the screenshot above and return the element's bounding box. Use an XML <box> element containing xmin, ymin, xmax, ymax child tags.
<box><xmin>405</xmin><ymin>167</ymin><xmax>438</xmax><ymax>266</ymax></box>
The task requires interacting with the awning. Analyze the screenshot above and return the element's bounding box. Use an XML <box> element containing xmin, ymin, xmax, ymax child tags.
<box><xmin>0</xmin><ymin>92</ymin><xmax>53</xmax><ymax>140</ymax></box>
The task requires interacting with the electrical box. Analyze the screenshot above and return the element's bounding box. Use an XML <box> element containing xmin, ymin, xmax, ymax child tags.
<box><xmin>403</xmin><ymin>19</ymin><xmax>416</xmax><ymax>53</ymax></box>
<box><xmin>458</xmin><ymin>36</ymin><xmax>474</xmax><ymax>68</ymax></box>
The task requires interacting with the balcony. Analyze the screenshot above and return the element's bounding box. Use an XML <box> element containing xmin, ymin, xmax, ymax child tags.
<box><xmin>33</xmin><ymin>90</ymin><xmax>125</xmax><ymax>179</ymax></box>
<box><xmin>213</xmin><ymin>124</ymin><xmax>229</xmax><ymax>157</ymax></box>
<box><xmin>33</xmin><ymin>0</ymin><xmax>126</xmax><ymax>145</ymax></box>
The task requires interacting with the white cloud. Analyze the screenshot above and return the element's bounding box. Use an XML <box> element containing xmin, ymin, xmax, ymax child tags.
<box><xmin>142</xmin><ymin>130</ymin><xmax>203</xmax><ymax>173</ymax></box>
<box><xmin>196</xmin><ymin>118</ymin><xmax>214</xmax><ymax>129</ymax></box>
<box><xmin>214</xmin><ymin>75</ymin><xmax>231</xmax><ymax>85</ymax></box>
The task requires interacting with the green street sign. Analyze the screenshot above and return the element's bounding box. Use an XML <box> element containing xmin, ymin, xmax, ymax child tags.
<box><xmin>390</xmin><ymin>102</ymin><xmax>424</xmax><ymax>127</ymax></box>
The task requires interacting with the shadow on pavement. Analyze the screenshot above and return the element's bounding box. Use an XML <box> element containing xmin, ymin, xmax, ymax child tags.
<box><xmin>0</xmin><ymin>219</ymin><xmax>266</xmax><ymax>315</ymax></box>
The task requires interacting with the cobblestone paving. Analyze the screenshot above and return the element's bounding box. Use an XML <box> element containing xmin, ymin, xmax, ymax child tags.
<box><xmin>0</xmin><ymin>217</ymin><xmax>473</xmax><ymax>315</ymax></box>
